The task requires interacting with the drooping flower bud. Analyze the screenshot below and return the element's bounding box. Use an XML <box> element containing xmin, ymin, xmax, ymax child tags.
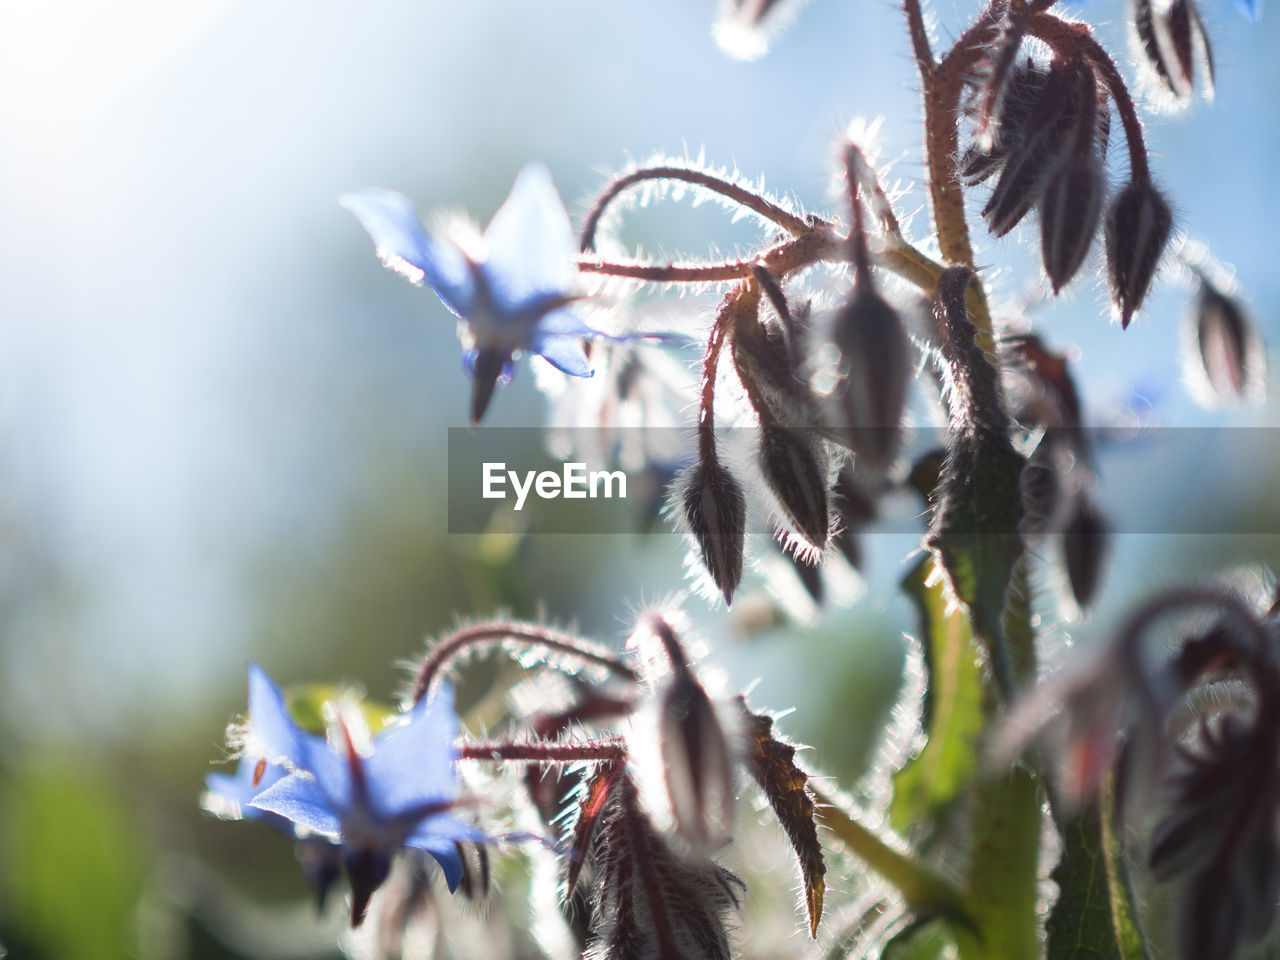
<box><xmin>1104</xmin><ymin>179</ymin><xmax>1173</xmax><ymax>328</ymax></box>
<box><xmin>959</xmin><ymin>59</ymin><xmax>1050</xmax><ymax>186</ymax></box>
<box><xmin>1187</xmin><ymin>281</ymin><xmax>1265</xmax><ymax>404</ymax></box>
<box><xmin>1040</xmin><ymin>151</ymin><xmax>1106</xmax><ymax>292</ymax></box>
<box><xmin>1134</xmin><ymin>0</ymin><xmax>1215</xmax><ymax>105</ymax></box>
<box><xmin>758</xmin><ymin>425</ymin><xmax>830</xmax><ymax>553</ymax></box>
<box><xmin>827</xmin><ymin>286</ymin><xmax>910</xmax><ymax>473</ymax></box>
<box><xmin>983</xmin><ymin>54</ymin><xmax>1095</xmax><ymax>238</ymax></box>
<box><xmin>679</xmin><ymin>454</ymin><xmax>748</xmax><ymax>605</ymax></box>
<box><xmin>657</xmin><ymin>665</ymin><xmax>735</xmax><ymax>852</ymax></box>
<box><xmin>1062</xmin><ymin>494</ymin><xmax>1108</xmax><ymax>610</ymax></box>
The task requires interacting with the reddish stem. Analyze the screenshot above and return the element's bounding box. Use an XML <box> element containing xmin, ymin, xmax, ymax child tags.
<box><xmin>411</xmin><ymin>622</ymin><xmax>637</xmax><ymax>705</ymax></box>
<box><xmin>1029</xmin><ymin>12</ymin><xmax>1150</xmax><ymax>181</ymax></box>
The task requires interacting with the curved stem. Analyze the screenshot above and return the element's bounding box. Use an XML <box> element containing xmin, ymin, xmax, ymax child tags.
<box><xmin>924</xmin><ymin>7</ymin><xmax>1003</xmax><ymax>269</ymax></box>
<box><xmin>411</xmin><ymin>622</ymin><xmax>638</xmax><ymax>704</ymax></box>
<box><xmin>697</xmin><ymin>290</ymin><xmax>741</xmax><ymax>462</ymax></box>
<box><xmin>1029</xmin><ymin>13</ymin><xmax>1150</xmax><ymax>181</ymax></box>
<box><xmin>578</xmin><ymin>164</ymin><xmax>810</xmax><ymax>253</ymax></box>
<box><xmin>579</xmin><ymin>226</ymin><xmax>843</xmax><ymax>286</ymax></box>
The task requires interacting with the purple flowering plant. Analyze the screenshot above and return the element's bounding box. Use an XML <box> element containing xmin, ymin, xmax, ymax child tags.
<box><xmin>205</xmin><ymin>1</ymin><xmax>1280</xmax><ymax>958</ymax></box>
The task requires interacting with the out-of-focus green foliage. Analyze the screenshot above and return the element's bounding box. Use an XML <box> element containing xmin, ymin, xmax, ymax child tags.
<box><xmin>1</xmin><ymin>758</ymin><xmax>149</xmax><ymax>960</ymax></box>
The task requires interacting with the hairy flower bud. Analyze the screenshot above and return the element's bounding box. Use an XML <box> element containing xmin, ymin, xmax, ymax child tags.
<box><xmin>1062</xmin><ymin>494</ymin><xmax>1108</xmax><ymax>610</ymax></box>
<box><xmin>982</xmin><ymin>55</ymin><xmax>1095</xmax><ymax>238</ymax></box>
<box><xmin>828</xmin><ymin>287</ymin><xmax>910</xmax><ymax>473</ymax></box>
<box><xmin>657</xmin><ymin>666</ymin><xmax>735</xmax><ymax>852</ymax></box>
<box><xmin>758</xmin><ymin>425</ymin><xmax>830</xmax><ymax>553</ymax></box>
<box><xmin>679</xmin><ymin>455</ymin><xmax>748</xmax><ymax>605</ymax></box>
<box><xmin>1189</xmin><ymin>282</ymin><xmax>1265</xmax><ymax>404</ymax></box>
<box><xmin>1104</xmin><ymin>179</ymin><xmax>1173</xmax><ymax>328</ymax></box>
<box><xmin>1040</xmin><ymin>152</ymin><xmax>1106</xmax><ymax>292</ymax></box>
<box><xmin>959</xmin><ymin>59</ymin><xmax>1049</xmax><ymax>186</ymax></box>
<box><xmin>1134</xmin><ymin>0</ymin><xmax>1214</xmax><ymax>104</ymax></box>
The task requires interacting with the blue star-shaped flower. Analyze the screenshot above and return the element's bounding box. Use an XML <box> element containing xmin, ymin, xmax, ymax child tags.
<box><xmin>248</xmin><ymin>674</ymin><xmax>478</xmax><ymax>925</ymax></box>
<box><xmin>341</xmin><ymin>164</ymin><xmax>604</xmax><ymax>423</ymax></box>
<box><xmin>206</xmin><ymin>666</ymin><xmax>477</xmax><ymax>925</ymax></box>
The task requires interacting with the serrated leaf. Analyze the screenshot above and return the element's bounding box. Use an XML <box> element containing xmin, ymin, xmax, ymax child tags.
<box><xmin>1046</xmin><ymin>781</ymin><xmax>1150</xmax><ymax>960</ymax></box>
<box><xmin>890</xmin><ymin>556</ymin><xmax>985</xmax><ymax>834</ymax></box>
<box><xmin>926</xmin><ymin>268</ymin><xmax>1025</xmax><ymax>693</ymax></box>
<box><xmin>738</xmin><ymin>697</ymin><xmax>826</xmax><ymax>938</ymax></box>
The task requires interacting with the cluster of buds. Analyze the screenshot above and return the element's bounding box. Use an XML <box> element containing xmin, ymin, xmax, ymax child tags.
<box><xmin>964</xmin><ymin>17</ymin><xmax>1174</xmax><ymax>326</ymax></box>
<box><xmin>1000</xmin><ymin>577</ymin><xmax>1280</xmax><ymax>960</ymax></box>
<box><xmin>676</xmin><ymin>145</ymin><xmax>911</xmax><ymax>607</ymax></box>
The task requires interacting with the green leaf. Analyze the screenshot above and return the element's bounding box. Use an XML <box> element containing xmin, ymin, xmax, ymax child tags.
<box><xmin>889</xmin><ymin>555</ymin><xmax>985</xmax><ymax>835</ymax></box>
<box><xmin>1046</xmin><ymin>781</ymin><xmax>1150</xmax><ymax>960</ymax></box>
<box><xmin>926</xmin><ymin>268</ymin><xmax>1025</xmax><ymax>694</ymax></box>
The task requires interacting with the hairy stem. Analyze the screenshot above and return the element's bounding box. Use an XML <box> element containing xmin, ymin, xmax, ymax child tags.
<box><xmin>579</xmin><ymin>164</ymin><xmax>810</xmax><ymax>253</ymax></box>
<box><xmin>411</xmin><ymin>622</ymin><xmax>638</xmax><ymax>704</ymax></box>
<box><xmin>579</xmin><ymin>226</ymin><xmax>843</xmax><ymax>285</ymax></box>
<box><xmin>903</xmin><ymin>0</ymin><xmax>936</xmax><ymax>77</ymax></box>
<box><xmin>458</xmin><ymin>738</ymin><xmax>627</xmax><ymax>764</ymax></box>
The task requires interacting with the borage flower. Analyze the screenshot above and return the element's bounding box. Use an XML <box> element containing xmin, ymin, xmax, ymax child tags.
<box><xmin>209</xmin><ymin>665</ymin><xmax>479</xmax><ymax>926</ymax></box>
<box><xmin>342</xmin><ymin>164</ymin><xmax>612</xmax><ymax>423</ymax></box>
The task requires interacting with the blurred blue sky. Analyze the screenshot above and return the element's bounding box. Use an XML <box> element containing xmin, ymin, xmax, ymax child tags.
<box><xmin>2</xmin><ymin>0</ymin><xmax>1278</xmax><ymax>746</ymax></box>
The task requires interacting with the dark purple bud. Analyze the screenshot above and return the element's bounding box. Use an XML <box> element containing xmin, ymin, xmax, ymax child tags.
<box><xmin>1191</xmin><ymin>282</ymin><xmax>1264</xmax><ymax>403</ymax></box>
<box><xmin>1134</xmin><ymin>0</ymin><xmax>1214</xmax><ymax>103</ymax></box>
<box><xmin>1180</xmin><ymin>869</ymin><xmax>1245</xmax><ymax>960</ymax></box>
<box><xmin>467</xmin><ymin>346</ymin><xmax>514</xmax><ymax>424</ymax></box>
<box><xmin>680</xmin><ymin>455</ymin><xmax>748</xmax><ymax>605</ymax></box>
<box><xmin>658</xmin><ymin>665</ymin><xmax>735</xmax><ymax>851</ymax></box>
<box><xmin>345</xmin><ymin>847</ymin><xmax>393</xmax><ymax>927</ymax></box>
<box><xmin>828</xmin><ymin>287</ymin><xmax>910</xmax><ymax>473</ymax></box>
<box><xmin>982</xmin><ymin>55</ymin><xmax>1094</xmax><ymax>238</ymax></box>
<box><xmin>960</xmin><ymin>59</ymin><xmax>1050</xmax><ymax>185</ymax></box>
<box><xmin>758</xmin><ymin>425</ymin><xmax>829</xmax><ymax>552</ymax></box>
<box><xmin>1062</xmin><ymin>494</ymin><xmax>1108</xmax><ymax>610</ymax></box>
<box><xmin>1040</xmin><ymin>153</ymin><xmax>1106</xmax><ymax>292</ymax></box>
<box><xmin>1105</xmin><ymin>179</ymin><xmax>1173</xmax><ymax>328</ymax></box>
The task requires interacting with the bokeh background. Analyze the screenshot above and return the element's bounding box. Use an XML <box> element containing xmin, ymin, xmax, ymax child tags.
<box><xmin>2</xmin><ymin>0</ymin><xmax>1278</xmax><ymax>957</ymax></box>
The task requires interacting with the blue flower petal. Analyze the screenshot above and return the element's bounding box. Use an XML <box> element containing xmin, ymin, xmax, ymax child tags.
<box><xmin>535</xmin><ymin>305</ymin><xmax>598</xmax><ymax>339</ymax></box>
<box><xmin>247</xmin><ymin>665</ymin><xmax>305</xmax><ymax>768</ymax></box>
<box><xmin>364</xmin><ymin>686</ymin><xmax>460</xmax><ymax>815</ymax></box>
<box><xmin>250</xmin><ymin>772</ymin><xmax>344</xmax><ymax>838</ymax></box>
<box><xmin>480</xmin><ymin>164</ymin><xmax>576</xmax><ymax>314</ymax></box>
<box><xmin>340</xmin><ymin>188</ymin><xmax>475</xmax><ymax>315</ymax></box>
<box><xmin>404</xmin><ymin>818</ymin><xmax>484</xmax><ymax>892</ymax></box>
<box><xmin>300</xmin><ymin>728</ymin><xmax>354</xmax><ymax>812</ymax></box>
<box><xmin>531</xmin><ymin>334</ymin><xmax>594</xmax><ymax>378</ymax></box>
<box><xmin>204</xmin><ymin>761</ymin><xmax>293</xmax><ymax>832</ymax></box>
